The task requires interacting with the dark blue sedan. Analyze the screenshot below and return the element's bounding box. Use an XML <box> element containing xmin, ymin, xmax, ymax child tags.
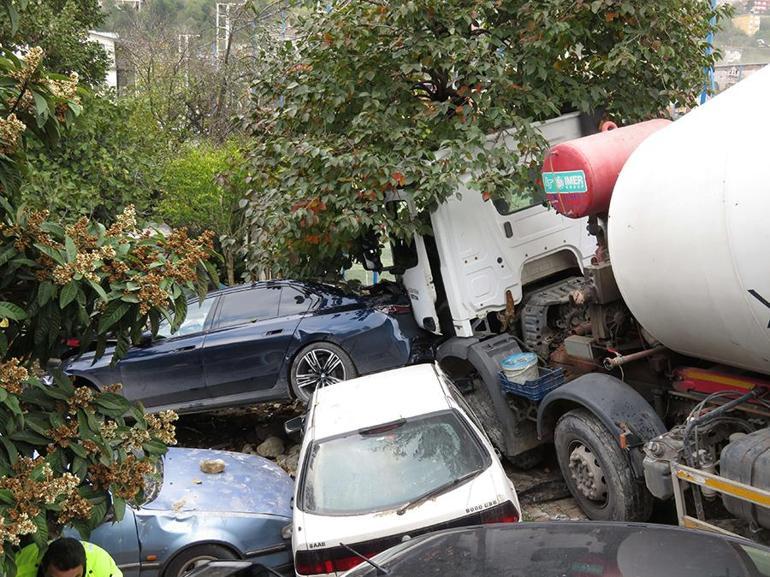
<box><xmin>62</xmin><ymin>280</ymin><xmax>432</xmax><ymax>411</ymax></box>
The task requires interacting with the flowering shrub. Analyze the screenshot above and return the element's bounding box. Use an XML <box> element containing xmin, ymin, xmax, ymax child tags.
<box><xmin>0</xmin><ymin>369</ymin><xmax>179</xmax><ymax>560</ymax></box>
<box><xmin>0</xmin><ymin>12</ymin><xmax>217</xmax><ymax>573</ymax></box>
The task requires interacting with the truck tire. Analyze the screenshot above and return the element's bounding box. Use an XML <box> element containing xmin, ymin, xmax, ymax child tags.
<box><xmin>554</xmin><ymin>408</ymin><xmax>653</xmax><ymax>521</ymax></box>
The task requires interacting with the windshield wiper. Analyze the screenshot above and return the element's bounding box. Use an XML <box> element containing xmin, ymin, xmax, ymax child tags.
<box><xmin>396</xmin><ymin>468</ymin><xmax>484</xmax><ymax>516</ymax></box>
<box><xmin>339</xmin><ymin>542</ymin><xmax>389</xmax><ymax>576</ymax></box>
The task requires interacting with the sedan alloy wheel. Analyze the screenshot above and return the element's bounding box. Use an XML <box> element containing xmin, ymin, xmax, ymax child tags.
<box><xmin>294</xmin><ymin>348</ymin><xmax>347</xmax><ymax>399</ymax></box>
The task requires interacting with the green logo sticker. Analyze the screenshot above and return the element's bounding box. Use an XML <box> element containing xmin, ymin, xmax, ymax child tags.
<box><xmin>542</xmin><ymin>170</ymin><xmax>588</xmax><ymax>194</ymax></box>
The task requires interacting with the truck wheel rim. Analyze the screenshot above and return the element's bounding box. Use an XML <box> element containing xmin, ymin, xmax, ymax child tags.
<box><xmin>295</xmin><ymin>349</ymin><xmax>346</xmax><ymax>399</ymax></box>
<box><xmin>568</xmin><ymin>442</ymin><xmax>608</xmax><ymax>504</ymax></box>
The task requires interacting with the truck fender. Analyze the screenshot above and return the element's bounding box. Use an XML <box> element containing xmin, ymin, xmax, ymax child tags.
<box><xmin>537</xmin><ymin>373</ymin><xmax>666</xmax><ymax>476</ymax></box>
<box><xmin>437</xmin><ymin>334</ymin><xmax>541</xmax><ymax>457</ymax></box>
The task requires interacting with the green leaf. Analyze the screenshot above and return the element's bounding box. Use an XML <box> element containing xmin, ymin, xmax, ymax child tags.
<box><xmin>4</xmin><ymin>394</ymin><xmax>22</xmax><ymax>417</ymax></box>
<box><xmin>0</xmin><ymin>245</ymin><xmax>17</xmax><ymax>267</ymax></box>
<box><xmin>89</xmin><ymin>279</ymin><xmax>109</xmax><ymax>302</ymax></box>
<box><xmin>33</xmin><ymin>243</ymin><xmax>65</xmax><ymax>265</ymax></box>
<box><xmin>89</xmin><ymin>497</ymin><xmax>109</xmax><ymax>527</ymax></box>
<box><xmin>0</xmin><ymin>488</ymin><xmax>14</xmax><ymax>505</ymax></box>
<box><xmin>112</xmin><ymin>495</ymin><xmax>126</xmax><ymax>523</ymax></box>
<box><xmin>98</xmin><ymin>301</ymin><xmax>130</xmax><ymax>334</ymax></box>
<box><xmin>32</xmin><ymin>91</ymin><xmax>50</xmax><ymax>127</ymax></box>
<box><xmin>0</xmin><ymin>436</ymin><xmax>18</xmax><ymax>466</ymax></box>
<box><xmin>5</xmin><ymin>2</ymin><xmax>19</xmax><ymax>34</ymax></box>
<box><xmin>37</xmin><ymin>281</ymin><xmax>55</xmax><ymax>307</ymax></box>
<box><xmin>8</xmin><ymin>429</ymin><xmax>49</xmax><ymax>445</ymax></box>
<box><xmin>72</xmin><ymin>455</ymin><xmax>88</xmax><ymax>480</ymax></box>
<box><xmin>65</xmin><ymin>235</ymin><xmax>77</xmax><ymax>262</ymax></box>
<box><xmin>60</xmin><ymin>280</ymin><xmax>78</xmax><ymax>308</ymax></box>
<box><xmin>93</xmin><ymin>392</ymin><xmax>130</xmax><ymax>416</ymax></box>
<box><xmin>32</xmin><ymin>512</ymin><xmax>48</xmax><ymax>549</ymax></box>
<box><xmin>0</xmin><ymin>301</ymin><xmax>26</xmax><ymax>321</ymax></box>
<box><xmin>142</xmin><ymin>439</ymin><xmax>168</xmax><ymax>456</ymax></box>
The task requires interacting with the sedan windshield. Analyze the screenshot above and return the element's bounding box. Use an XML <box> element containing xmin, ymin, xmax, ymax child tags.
<box><xmin>300</xmin><ymin>410</ymin><xmax>489</xmax><ymax>515</ymax></box>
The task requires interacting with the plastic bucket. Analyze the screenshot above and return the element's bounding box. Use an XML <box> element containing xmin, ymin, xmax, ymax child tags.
<box><xmin>501</xmin><ymin>352</ymin><xmax>539</xmax><ymax>384</ymax></box>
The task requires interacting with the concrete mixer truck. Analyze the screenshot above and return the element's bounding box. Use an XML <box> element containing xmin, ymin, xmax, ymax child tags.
<box><xmin>358</xmin><ymin>64</ymin><xmax>770</xmax><ymax>534</ymax></box>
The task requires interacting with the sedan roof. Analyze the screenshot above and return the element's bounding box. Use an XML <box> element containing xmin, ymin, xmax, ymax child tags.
<box><xmin>309</xmin><ymin>363</ymin><xmax>451</xmax><ymax>440</ymax></box>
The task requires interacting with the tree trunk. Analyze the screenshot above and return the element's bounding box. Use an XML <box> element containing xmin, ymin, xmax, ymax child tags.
<box><xmin>225</xmin><ymin>248</ymin><xmax>235</xmax><ymax>286</ymax></box>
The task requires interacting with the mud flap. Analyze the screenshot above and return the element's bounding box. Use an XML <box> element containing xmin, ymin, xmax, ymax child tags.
<box><xmin>438</xmin><ymin>334</ymin><xmax>541</xmax><ymax>458</ymax></box>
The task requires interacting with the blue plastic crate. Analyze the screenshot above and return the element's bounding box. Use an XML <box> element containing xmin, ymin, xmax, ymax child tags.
<box><xmin>498</xmin><ymin>366</ymin><xmax>566</xmax><ymax>402</ymax></box>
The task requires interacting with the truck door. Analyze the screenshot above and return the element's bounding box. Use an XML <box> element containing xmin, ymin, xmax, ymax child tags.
<box><xmin>386</xmin><ymin>198</ymin><xmax>442</xmax><ymax>335</ymax></box>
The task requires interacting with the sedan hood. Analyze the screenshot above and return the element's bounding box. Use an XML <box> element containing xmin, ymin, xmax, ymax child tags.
<box><xmin>145</xmin><ymin>447</ymin><xmax>293</xmax><ymax>517</ymax></box>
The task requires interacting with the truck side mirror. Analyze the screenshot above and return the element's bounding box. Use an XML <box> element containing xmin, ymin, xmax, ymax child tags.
<box><xmin>360</xmin><ymin>229</ymin><xmax>383</xmax><ymax>271</ymax></box>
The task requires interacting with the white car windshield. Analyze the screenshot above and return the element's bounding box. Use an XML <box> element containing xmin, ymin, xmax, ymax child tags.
<box><xmin>300</xmin><ymin>410</ymin><xmax>489</xmax><ymax>515</ymax></box>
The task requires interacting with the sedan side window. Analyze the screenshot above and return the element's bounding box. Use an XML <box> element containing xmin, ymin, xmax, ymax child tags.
<box><xmin>157</xmin><ymin>298</ymin><xmax>216</xmax><ymax>339</ymax></box>
<box><xmin>279</xmin><ymin>287</ymin><xmax>312</xmax><ymax>317</ymax></box>
<box><xmin>214</xmin><ymin>287</ymin><xmax>281</xmax><ymax>330</ymax></box>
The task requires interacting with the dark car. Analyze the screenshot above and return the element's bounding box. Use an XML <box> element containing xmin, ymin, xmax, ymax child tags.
<box><xmin>341</xmin><ymin>521</ymin><xmax>770</xmax><ymax>577</ymax></box>
<box><xmin>62</xmin><ymin>280</ymin><xmax>432</xmax><ymax>411</ymax></box>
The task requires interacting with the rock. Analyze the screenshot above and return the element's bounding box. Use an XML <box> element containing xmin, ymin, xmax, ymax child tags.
<box><xmin>257</xmin><ymin>436</ymin><xmax>285</xmax><ymax>458</ymax></box>
<box><xmin>241</xmin><ymin>443</ymin><xmax>256</xmax><ymax>455</ymax></box>
<box><xmin>200</xmin><ymin>459</ymin><xmax>226</xmax><ymax>474</ymax></box>
<box><xmin>287</xmin><ymin>443</ymin><xmax>301</xmax><ymax>457</ymax></box>
<box><xmin>277</xmin><ymin>452</ymin><xmax>300</xmax><ymax>477</ymax></box>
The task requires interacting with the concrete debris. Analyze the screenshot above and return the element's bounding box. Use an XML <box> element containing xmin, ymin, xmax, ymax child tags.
<box><xmin>200</xmin><ymin>459</ymin><xmax>226</xmax><ymax>474</ymax></box>
<box><xmin>257</xmin><ymin>436</ymin><xmax>285</xmax><ymax>458</ymax></box>
<box><xmin>277</xmin><ymin>451</ymin><xmax>300</xmax><ymax>477</ymax></box>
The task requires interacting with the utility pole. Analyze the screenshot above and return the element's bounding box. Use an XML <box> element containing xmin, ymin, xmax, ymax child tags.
<box><xmin>216</xmin><ymin>3</ymin><xmax>243</xmax><ymax>63</ymax></box>
<box><xmin>177</xmin><ymin>33</ymin><xmax>197</xmax><ymax>88</ymax></box>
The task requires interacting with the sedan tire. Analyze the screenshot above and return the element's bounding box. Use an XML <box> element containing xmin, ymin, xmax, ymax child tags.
<box><xmin>290</xmin><ymin>342</ymin><xmax>357</xmax><ymax>403</ymax></box>
<box><xmin>164</xmin><ymin>544</ymin><xmax>239</xmax><ymax>577</ymax></box>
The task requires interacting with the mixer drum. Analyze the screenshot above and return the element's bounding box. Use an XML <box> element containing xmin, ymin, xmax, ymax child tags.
<box><xmin>608</xmin><ymin>65</ymin><xmax>770</xmax><ymax>376</ymax></box>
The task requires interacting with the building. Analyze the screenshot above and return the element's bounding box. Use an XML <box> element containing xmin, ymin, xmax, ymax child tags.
<box><xmin>87</xmin><ymin>31</ymin><xmax>119</xmax><ymax>88</ymax></box>
<box><xmin>714</xmin><ymin>62</ymin><xmax>766</xmax><ymax>92</ymax></box>
<box><xmin>733</xmin><ymin>13</ymin><xmax>761</xmax><ymax>35</ymax></box>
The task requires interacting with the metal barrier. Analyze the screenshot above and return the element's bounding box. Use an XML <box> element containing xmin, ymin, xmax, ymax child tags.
<box><xmin>670</xmin><ymin>461</ymin><xmax>770</xmax><ymax>536</ymax></box>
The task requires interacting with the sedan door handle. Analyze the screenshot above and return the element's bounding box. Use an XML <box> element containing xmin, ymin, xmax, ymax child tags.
<box><xmin>265</xmin><ymin>329</ymin><xmax>283</xmax><ymax>336</ymax></box>
<box><xmin>172</xmin><ymin>345</ymin><xmax>196</xmax><ymax>352</ymax></box>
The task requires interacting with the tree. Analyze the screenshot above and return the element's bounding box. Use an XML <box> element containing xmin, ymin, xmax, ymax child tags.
<box><xmin>0</xmin><ymin>0</ymin><xmax>108</xmax><ymax>86</ymax></box>
<box><xmin>244</xmin><ymin>0</ymin><xmax>730</xmax><ymax>278</ymax></box>
<box><xmin>19</xmin><ymin>94</ymin><xmax>164</xmax><ymax>222</ymax></box>
<box><xmin>0</xmin><ymin>8</ymin><xmax>215</xmax><ymax>573</ymax></box>
<box><xmin>156</xmin><ymin>141</ymin><xmax>250</xmax><ymax>285</ymax></box>
<box><xmin>114</xmin><ymin>0</ymin><xmax>286</xmax><ymax>143</ymax></box>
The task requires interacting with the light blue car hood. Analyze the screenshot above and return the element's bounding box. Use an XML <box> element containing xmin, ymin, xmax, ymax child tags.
<box><xmin>143</xmin><ymin>447</ymin><xmax>293</xmax><ymax>518</ymax></box>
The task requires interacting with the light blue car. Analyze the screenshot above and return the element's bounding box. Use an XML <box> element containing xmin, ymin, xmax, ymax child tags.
<box><xmin>72</xmin><ymin>447</ymin><xmax>293</xmax><ymax>577</ymax></box>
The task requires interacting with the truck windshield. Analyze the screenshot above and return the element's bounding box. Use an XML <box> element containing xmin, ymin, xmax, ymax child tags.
<box><xmin>300</xmin><ymin>410</ymin><xmax>489</xmax><ymax>516</ymax></box>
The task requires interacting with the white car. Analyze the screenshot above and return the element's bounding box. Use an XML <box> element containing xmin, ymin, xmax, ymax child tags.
<box><xmin>291</xmin><ymin>363</ymin><xmax>521</xmax><ymax>576</ymax></box>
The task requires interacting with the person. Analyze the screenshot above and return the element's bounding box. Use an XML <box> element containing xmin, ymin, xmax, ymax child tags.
<box><xmin>15</xmin><ymin>538</ymin><xmax>122</xmax><ymax>577</ymax></box>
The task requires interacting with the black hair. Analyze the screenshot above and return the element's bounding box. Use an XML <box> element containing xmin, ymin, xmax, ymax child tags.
<box><xmin>39</xmin><ymin>538</ymin><xmax>86</xmax><ymax>575</ymax></box>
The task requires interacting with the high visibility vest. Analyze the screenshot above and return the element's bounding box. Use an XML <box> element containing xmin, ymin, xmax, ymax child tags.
<box><xmin>14</xmin><ymin>542</ymin><xmax>122</xmax><ymax>577</ymax></box>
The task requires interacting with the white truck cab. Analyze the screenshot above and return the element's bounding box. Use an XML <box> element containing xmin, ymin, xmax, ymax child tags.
<box><xmin>385</xmin><ymin>112</ymin><xmax>597</xmax><ymax>338</ymax></box>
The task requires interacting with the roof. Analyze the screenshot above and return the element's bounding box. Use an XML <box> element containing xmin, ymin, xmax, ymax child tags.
<box><xmin>309</xmin><ymin>363</ymin><xmax>451</xmax><ymax>440</ymax></box>
<box><xmin>145</xmin><ymin>447</ymin><xmax>292</xmax><ymax>516</ymax></box>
